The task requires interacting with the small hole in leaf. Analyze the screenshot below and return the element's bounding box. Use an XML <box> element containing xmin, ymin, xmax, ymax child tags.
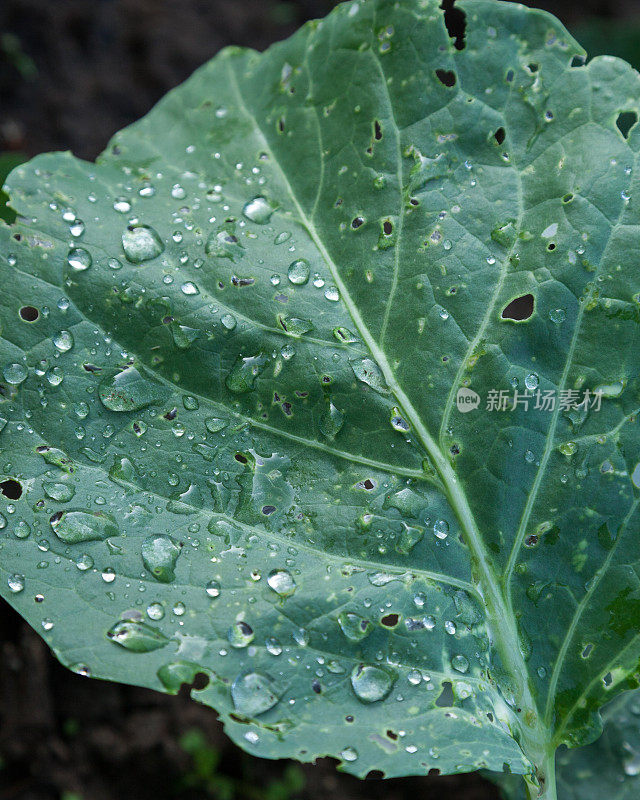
<box><xmin>1</xmin><ymin>478</ymin><xmax>22</xmax><ymax>500</ymax></box>
<box><xmin>581</xmin><ymin>643</ymin><xmax>594</xmax><ymax>659</ymax></box>
<box><xmin>374</xmin><ymin>120</ymin><xmax>382</xmax><ymax>140</ymax></box>
<box><xmin>616</xmin><ymin>110</ymin><xmax>638</xmax><ymax>140</ymax></box>
<box><xmin>83</xmin><ymin>363</ymin><xmax>101</xmax><ymax>372</ymax></box>
<box><xmin>440</xmin><ymin>0</ymin><xmax>466</xmax><ymax>50</ymax></box>
<box><xmin>380</xmin><ymin>613</ymin><xmax>399</xmax><ymax>627</ymax></box>
<box><xmin>435</xmin><ymin>69</ymin><xmax>456</xmax><ymax>87</ymax></box>
<box><xmin>562</xmin><ymin>193</ymin><xmax>574</xmax><ymax>204</ymax></box>
<box><xmin>547</xmin><ymin>242</ymin><xmax>556</xmax><ymax>251</ymax></box>
<box><xmin>164</xmin><ymin>408</ymin><xmax>177</xmax><ymax>420</ymax></box>
<box><xmin>571</xmin><ymin>55</ymin><xmax>586</xmax><ymax>67</ymax></box>
<box><xmin>351</xmin><ymin>216</ymin><xmax>364</xmax><ymax>229</ymax></box>
<box><xmin>435</xmin><ymin>681</ymin><xmax>454</xmax><ymax>707</ymax></box>
<box><xmin>19</xmin><ymin>306</ymin><xmax>39</xmax><ymax>322</ymax></box>
<box><xmin>277</xmin><ymin>117</ymin><xmax>285</xmax><ymax>133</ymax></box>
<box><xmin>311</xmin><ymin>679</ymin><xmax>322</xmax><ymax>694</ymax></box>
<box><xmin>501</xmin><ymin>294</ymin><xmax>534</xmax><ymax>321</ymax></box>
<box><xmin>603</xmin><ymin>672</ymin><xmax>613</xmax><ymax>687</ymax></box>
<box><xmin>525</xmin><ymin>534</ymin><xmax>539</xmax><ymax>547</ymax></box>
<box><xmin>428</xmin><ymin>768</ymin><xmax>441</xmax><ymax>777</ymax></box>
<box><xmin>192</xmin><ymin>672</ymin><xmax>210</xmax><ymax>690</ymax></box>
<box><xmin>506</xmin><ymin>69</ymin><xmax>514</xmax><ymax>83</ymax></box>
<box><xmin>494</xmin><ymin>127</ymin><xmax>505</xmax><ymax>145</ymax></box>
<box><xmin>345</xmin><ymin>715</ymin><xmax>354</xmax><ymax>722</ymax></box>
<box><xmin>386</xmin><ymin>730</ymin><xmax>398</xmax><ymax>740</ymax></box>
<box><xmin>409</xmin><ymin>197</ymin><xmax>419</xmax><ymax>206</ymax></box>
<box><xmin>235</xmin><ymin>453</ymin><xmax>248</xmax><ymax>464</ymax></box>
<box><xmin>261</xmin><ymin>505</ymin><xmax>276</xmax><ymax>516</ymax></box>
<box><xmin>527</xmin><ymin>62</ymin><xmax>539</xmax><ymax>73</ymax></box>
<box><xmin>383</xmin><ymin>220</ymin><xmax>393</xmax><ymax>236</ymax></box>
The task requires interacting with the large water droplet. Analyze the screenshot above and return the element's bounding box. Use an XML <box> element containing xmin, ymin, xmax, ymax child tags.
<box><xmin>225</xmin><ymin>353</ymin><xmax>267</xmax><ymax>393</ymax></box>
<box><xmin>205</xmin><ymin>417</ymin><xmax>227</xmax><ymax>433</ymax></box>
<box><xmin>242</xmin><ymin>196</ymin><xmax>275</xmax><ymax>224</ymax></box>
<box><xmin>50</xmin><ymin>509</ymin><xmax>117</xmax><ymax>543</ymax></box>
<box><xmin>8</xmin><ymin>573</ymin><xmax>24</xmax><ymax>593</ymax></box>
<box><xmin>350</xmin><ymin>663</ymin><xmax>397</xmax><ymax>703</ymax></box>
<box><xmin>337</xmin><ymin>611</ymin><xmax>372</xmax><ymax>641</ymax></box>
<box><xmin>351</xmin><ymin>358</ymin><xmax>389</xmax><ymax>394</ymax></box>
<box><xmin>43</xmin><ymin>482</ymin><xmax>75</xmax><ymax>502</ymax></box>
<box><xmin>287</xmin><ymin>259</ymin><xmax>310</xmax><ymax>285</ymax></box>
<box><xmin>205</xmin><ymin>227</ymin><xmax>244</xmax><ymax>261</ymax></box>
<box><xmin>396</xmin><ymin>523</ymin><xmax>424</xmax><ymax>554</ymax></box>
<box><xmin>319</xmin><ymin>402</ymin><xmax>344</xmax><ymax>439</ymax></box>
<box><xmin>340</xmin><ymin>747</ymin><xmax>358</xmax><ymax>762</ymax></box>
<box><xmin>107</xmin><ymin>619</ymin><xmax>169</xmax><ymax>652</ymax></box>
<box><xmin>3</xmin><ymin>363</ymin><xmax>27</xmax><ymax>385</ymax></box>
<box><xmin>231</xmin><ymin>672</ymin><xmax>280</xmax><ymax>716</ymax></box>
<box><xmin>278</xmin><ymin>315</ymin><xmax>313</xmax><ymax>336</ymax></box>
<box><xmin>451</xmin><ymin>654</ymin><xmax>469</xmax><ymax>673</ymax></box>
<box><xmin>67</xmin><ymin>247</ymin><xmax>92</xmax><ymax>272</ymax></box>
<box><xmin>433</xmin><ymin>519</ymin><xmax>449</xmax><ymax>540</ymax></box>
<box><xmin>53</xmin><ymin>330</ymin><xmax>74</xmax><ymax>352</ymax></box>
<box><xmin>228</xmin><ymin>620</ymin><xmax>255</xmax><ymax>648</ymax></box>
<box><xmin>142</xmin><ymin>535</ymin><xmax>182</xmax><ymax>583</ymax></box>
<box><xmin>122</xmin><ymin>224</ymin><xmax>164</xmax><ymax>263</ymax></box>
<box><xmin>267</xmin><ymin>569</ymin><xmax>296</xmax><ymax>597</ymax></box>
<box><xmin>98</xmin><ymin>366</ymin><xmax>162</xmax><ymax>412</ymax></box>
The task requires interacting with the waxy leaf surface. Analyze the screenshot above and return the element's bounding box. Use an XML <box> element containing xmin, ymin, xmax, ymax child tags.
<box><xmin>1</xmin><ymin>0</ymin><xmax>640</xmax><ymax>791</ymax></box>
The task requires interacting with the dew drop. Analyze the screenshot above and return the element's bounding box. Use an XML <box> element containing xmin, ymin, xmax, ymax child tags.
<box><xmin>451</xmin><ymin>654</ymin><xmax>469</xmax><ymax>673</ymax></box>
<box><xmin>337</xmin><ymin>611</ymin><xmax>372</xmax><ymax>641</ymax></box>
<box><xmin>287</xmin><ymin>259</ymin><xmax>310</xmax><ymax>285</ymax></box>
<box><xmin>228</xmin><ymin>620</ymin><xmax>255</xmax><ymax>648</ymax></box>
<box><xmin>350</xmin><ymin>663</ymin><xmax>397</xmax><ymax>703</ymax></box>
<box><xmin>8</xmin><ymin>573</ymin><xmax>24</xmax><ymax>593</ymax></box>
<box><xmin>231</xmin><ymin>672</ymin><xmax>280</xmax><ymax>716</ymax></box>
<box><xmin>107</xmin><ymin>619</ymin><xmax>169</xmax><ymax>652</ymax></box>
<box><xmin>142</xmin><ymin>534</ymin><xmax>181</xmax><ymax>583</ymax></box>
<box><xmin>3</xmin><ymin>363</ymin><xmax>27</xmax><ymax>385</ymax></box>
<box><xmin>122</xmin><ymin>224</ymin><xmax>164</xmax><ymax>263</ymax></box>
<box><xmin>67</xmin><ymin>247</ymin><xmax>92</xmax><ymax>272</ymax></box>
<box><xmin>53</xmin><ymin>330</ymin><xmax>74</xmax><ymax>353</ymax></box>
<box><xmin>242</xmin><ymin>196</ymin><xmax>275</xmax><ymax>224</ymax></box>
<box><xmin>267</xmin><ymin>569</ymin><xmax>296</xmax><ymax>597</ymax></box>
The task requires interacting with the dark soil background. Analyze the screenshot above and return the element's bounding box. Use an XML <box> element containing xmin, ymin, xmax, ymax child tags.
<box><xmin>0</xmin><ymin>1</ymin><xmax>639</xmax><ymax>799</ymax></box>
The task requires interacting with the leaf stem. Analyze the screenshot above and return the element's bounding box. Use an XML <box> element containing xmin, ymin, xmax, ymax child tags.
<box><xmin>524</xmin><ymin>750</ymin><xmax>557</xmax><ymax>800</ymax></box>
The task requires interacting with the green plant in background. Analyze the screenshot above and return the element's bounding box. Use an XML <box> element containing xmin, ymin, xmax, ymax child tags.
<box><xmin>570</xmin><ymin>19</ymin><xmax>640</xmax><ymax>74</ymax></box>
<box><xmin>180</xmin><ymin>729</ymin><xmax>305</xmax><ymax>800</ymax></box>
<box><xmin>0</xmin><ymin>153</ymin><xmax>26</xmax><ymax>223</ymax></box>
<box><xmin>0</xmin><ymin>1</ymin><xmax>639</xmax><ymax>798</ymax></box>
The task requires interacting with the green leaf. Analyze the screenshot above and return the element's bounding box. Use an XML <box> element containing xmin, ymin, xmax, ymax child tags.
<box><xmin>1</xmin><ymin>1</ymin><xmax>640</xmax><ymax>796</ymax></box>
<box><xmin>0</xmin><ymin>152</ymin><xmax>26</xmax><ymax>223</ymax></box>
<box><xmin>493</xmin><ymin>689</ymin><xmax>640</xmax><ymax>800</ymax></box>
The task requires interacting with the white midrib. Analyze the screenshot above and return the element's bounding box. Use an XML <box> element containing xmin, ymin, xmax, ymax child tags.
<box><xmin>226</xmin><ymin>60</ymin><xmax>550</xmax><ymax>774</ymax></box>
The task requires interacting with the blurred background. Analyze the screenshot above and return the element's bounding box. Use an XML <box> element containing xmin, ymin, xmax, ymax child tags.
<box><xmin>0</xmin><ymin>0</ymin><xmax>639</xmax><ymax>798</ymax></box>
